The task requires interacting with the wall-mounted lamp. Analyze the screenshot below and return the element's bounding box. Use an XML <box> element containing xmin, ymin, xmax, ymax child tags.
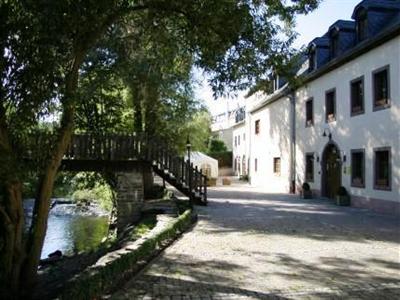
<box><xmin>322</xmin><ymin>128</ymin><xmax>332</xmax><ymax>140</ymax></box>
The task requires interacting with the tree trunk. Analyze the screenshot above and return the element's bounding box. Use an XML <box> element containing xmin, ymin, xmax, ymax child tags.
<box><xmin>0</xmin><ymin>181</ymin><xmax>25</xmax><ymax>298</ymax></box>
<box><xmin>20</xmin><ymin>51</ymin><xmax>83</xmax><ymax>292</ymax></box>
<box><xmin>131</xmin><ymin>84</ymin><xmax>143</xmax><ymax>132</ymax></box>
<box><xmin>1</xmin><ymin>6</ymin><xmax>146</xmax><ymax>296</ymax></box>
<box><xmin>0</xmin><ymin>105</ymin><xmax>26</xmax><ymax>298</ymax></box>
<box><xmin>143</xmin><ymin>82</ymin><xmax>160</xmax><ymax>137</ymax></box>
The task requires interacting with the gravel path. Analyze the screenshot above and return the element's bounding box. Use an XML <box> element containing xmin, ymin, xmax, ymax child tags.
<box><xmin>110</xmin><ymin>183</ymin><xmax>400</xmax><ymax>299</ymax></box>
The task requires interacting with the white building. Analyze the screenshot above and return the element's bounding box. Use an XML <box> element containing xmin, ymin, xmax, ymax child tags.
<box><xmin>232</xmin><ymin>0</ymin><xmax>400</xmax><ymax>215</ymax></box>
<box><xmin>232</xmin><ymin>107</ymin><xmax>247</xmax><ymax>176</ymax></box>
<box><xmin>211</xmin><ymin>110</ymin><xmax>236</xmax><ymax>151</ymax></box>
<box><xmin>248</xmin><ymin>91</ymin><xmax>295</xmax><ymax>193</ymax></box>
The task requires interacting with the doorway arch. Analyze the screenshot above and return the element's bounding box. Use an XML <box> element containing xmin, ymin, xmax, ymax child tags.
<box><xmin>321</xmin><ymin>142</ymin><xmax>342</xmax><ymax>199</ymax></box>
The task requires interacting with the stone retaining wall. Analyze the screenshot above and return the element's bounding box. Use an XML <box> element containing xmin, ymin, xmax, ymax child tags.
<box><xmin>59</xmin><ymin>209</ymin><xmax>196</xmax><ymax>300</ymax></box>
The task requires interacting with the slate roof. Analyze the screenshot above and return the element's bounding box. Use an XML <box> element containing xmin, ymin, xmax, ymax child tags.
<box><xmin>309</xmin><ymin>36</ymin><xmax>329</xmax><ymax>48</ymax></box>
<box><xmin>329</xmin><ymin>20</ymin><xmax>356</xmax><ymax>32</ymax></box>
<box><xmin>307</xmin><ymin>0</ymin><xmax>400</xmax><ymax>74</ymax></box>
<box><xmin>352</xmin><ymin>0</ymin><xmax>400</xmax><ymax>19</ymax></box>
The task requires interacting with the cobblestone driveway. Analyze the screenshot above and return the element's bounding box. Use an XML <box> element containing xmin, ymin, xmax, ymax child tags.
<box><xmin>110</xmin><ymin>183</ymin><xmax>400</xmax><ymax>299</ymax></box>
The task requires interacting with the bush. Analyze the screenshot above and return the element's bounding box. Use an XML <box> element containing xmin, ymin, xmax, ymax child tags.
<box><xmin>72</xmin><ymin>182</ymin><xmax>113</xmax><ymax>211</ymax></box>
<box><xmin>239</xmin><ymin>174</ymin><xmax>249</xmax><ymax>181</ymax></box>
<box><xmin>208</xmin><ymin>151</ymin><xmax>232</xmax><ymax>167</ymax></box>
<box><xmin>208</xmin><ymin>138</ymin><xmax>228</xmax><ymax>153</ymax></box>
<box><xmin>337</xmin><ymin>186</ymin><xmax>348</xmax><ymax>196</ymax></box>
<box><xmin>72</xmin><ymin>189</ymin><xmax>95</xmax><ymax>206</ymax></box>
<box><xmin>336</xmin><ymin>186</ymin><xmax>350</xmax><ymax>206</ymax></box>
<box><xmin>129</xmin><ymin>214</ymin><xmax>157</xmax><ymax>239</ymax></box>
<box><xmin>302</xmin><ymin>182</ymin><xmax>310</xmax><ymax>191</ymax></box>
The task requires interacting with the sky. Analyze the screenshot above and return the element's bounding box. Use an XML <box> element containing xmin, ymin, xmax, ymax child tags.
<box><xmin>195</xmin><ymin>0</ymin><xmax>361</xmax><ymax>117</ymax></box>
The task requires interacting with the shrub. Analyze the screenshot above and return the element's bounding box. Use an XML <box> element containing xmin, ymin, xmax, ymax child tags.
<box><xmin>302</xmin><ymin>182</ymin><xmax>310</xmax><ymax>191</ymax></box>
<box><xmin>72</xmin><ymin>189</ymin><xmax>97</xmax><ymax>205</ymax></box>
<box><xmin>239</xmin><ymin>174</ymin><xmax>249</xmax><ymax>181</ymax></box>
<box><xmin>337</xmin><ymin>186</ymin><xmax>348</xmax><ymax>196</ymax></box>
<box><xmin>72</xmin><ymin>183</ymin><xmax>113</xmax><ymax>211</ymax></box>
<box><xmin>208</xmin><ymin>138</ymin><xmax>228</xmax><ymax>153</ymax></box>
<box><xmin>208</xmin><ymin>151</ymin><xmax>232</xmax><ymax>167</ymax></box>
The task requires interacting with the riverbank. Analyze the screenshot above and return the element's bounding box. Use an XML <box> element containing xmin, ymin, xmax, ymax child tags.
<box><xmin>24</xmin><ymin>199</ymin><xmax>110</xmax><ymax>259</ymax></box>
<box><xmin>32</xmin><ymin>196</ymin><xmax>195</xmax><ymax>300</ymax></box>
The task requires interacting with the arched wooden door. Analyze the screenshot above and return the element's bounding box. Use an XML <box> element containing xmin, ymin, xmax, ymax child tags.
<box><xmin>321</xmin><ymin>143</ymin><xmax>341</xmax><ymax>199</ymax></box>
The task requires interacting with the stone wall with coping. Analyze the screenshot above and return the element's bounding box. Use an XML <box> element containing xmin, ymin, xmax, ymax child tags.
<box><xmin>59</xmin><ymin>209</ymin><xmax>196</xmax><ymax>299</ymax></box>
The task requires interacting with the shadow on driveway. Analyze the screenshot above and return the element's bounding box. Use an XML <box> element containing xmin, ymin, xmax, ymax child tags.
<box><xmin>200</xmin><ymin>187</ymin><xmax>400</xmax><ymax>244</ymax></box>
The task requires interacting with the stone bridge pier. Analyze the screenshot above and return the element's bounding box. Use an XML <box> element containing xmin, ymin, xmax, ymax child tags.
<box><xmin>115</xmin><ymin>163</ymin><xmax>151</xmax><ymax>233</ymax></box>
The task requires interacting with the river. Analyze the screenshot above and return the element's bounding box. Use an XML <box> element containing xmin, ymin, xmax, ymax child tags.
<box><xmin>24</xmin><ymin>199</ymin><xmax>110</xmax><ymax>259</ymax></box>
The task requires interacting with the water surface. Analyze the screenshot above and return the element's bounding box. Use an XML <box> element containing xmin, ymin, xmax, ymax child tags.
<box><xmin>24</xmin><ymin>199</ymin><xmax>109</xmax><ymax>259</ymax></box>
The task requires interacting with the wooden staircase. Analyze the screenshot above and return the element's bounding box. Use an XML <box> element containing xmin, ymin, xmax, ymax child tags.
<box><xmin>144</xmin><ymin>139</ymin><xmax>207</xmax><ymax>206</ymax></box>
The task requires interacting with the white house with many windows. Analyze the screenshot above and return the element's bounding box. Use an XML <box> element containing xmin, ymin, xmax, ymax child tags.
<box><xmin>232</xmin><ymin>119</ymin><xmax>246</xmax><ymax>176</ymax></box>
<box><xmin>248</xmin><ymin>91</ymin><xmax>295</xmax><ymax>193</ymax></box>
<box><xmin>230</xmin><ymin>0</ymin><xmax>400</xmax><ymax>215</ymax></box>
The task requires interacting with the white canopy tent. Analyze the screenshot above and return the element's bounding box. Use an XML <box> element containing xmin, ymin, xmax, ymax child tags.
<box><xmin>185</xmin><ymin>151</ymin><xmax>218</xmax><ymax>179</ymax></box>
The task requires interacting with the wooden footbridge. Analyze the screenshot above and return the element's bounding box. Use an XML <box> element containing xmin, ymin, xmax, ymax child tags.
<box><xmin>22</xmin><ymin>132</ymin><xmax>207</xmax><ymax>231</ymax></box>
<box><xmin>59</xmin><ymin>133</ymin><xmax>208</xmax><ymax>205</ymax></box>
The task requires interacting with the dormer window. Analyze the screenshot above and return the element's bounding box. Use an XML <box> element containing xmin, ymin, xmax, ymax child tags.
<box><xmin>356</xmin><ymin>9</ymin><xmax>368</xmax><ymax>42</ymax></box>
<box><xmin>330</xmin><ymin>31</ymin><xmax>339</xmax><ymax>58</ymax></box>
<box><xmin>272</xmin><ymin>74</ymin><xmax>279</xmax><ymax>92</ymax></box>
<box><xmin>309</xmin><ymin>48</ymin><xmax>316</xmax><ymax>71</ymax></box>
<box><xmin>273</xmin><ymin>74</ymin><xmax>279</xmax><ymax>91</ymax></box>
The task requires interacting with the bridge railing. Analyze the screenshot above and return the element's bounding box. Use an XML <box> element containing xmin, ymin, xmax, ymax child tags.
<box><xmin>65</xmin><ymin>133</ymin><xmax>146</xmax><ymax>161</ymax></box>
<box><xmin>21</xmin><ymin>132</ymin><xmax>207</xmax><ymax>204</ymax></box>
<box><xmin>144</xmin><ymin>138</ymin><xmax>207</xmax><ymax>205</ymax></box>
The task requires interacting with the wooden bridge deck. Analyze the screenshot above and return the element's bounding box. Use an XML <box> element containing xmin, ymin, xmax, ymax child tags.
<box><xmin>31</xmin><ymin>133</ymin><xmax>207</xmax><ymax>205</ymax></box>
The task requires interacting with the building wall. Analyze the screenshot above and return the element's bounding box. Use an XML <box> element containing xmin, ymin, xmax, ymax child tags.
<box><xmin>212</xmin><ymin>127</ymin><xmax>233</xmax><ymax>151</ymax></box>
<box><xmin>249</xmin><ymin>96</ymin><xmax>292</xmax><ymax>193</ymax></box>
<box><xmin>295</xmin><ymin>36</ymin><xmax>400</xmax><ymax>206</ymax></box>
<box><xmin>232</xmin><ymin>122</ymin><xmax>246</xmax><ymax>176</ymax></box>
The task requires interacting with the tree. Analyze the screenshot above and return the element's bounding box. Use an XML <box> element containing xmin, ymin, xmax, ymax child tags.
<box><xmin>0</xmin><ymin>1</ymin><xmax>147</xmax><ymax>295</ymax></box>
<box><xmin>208</xmin><ymin>139</ymin><xmax>229</xmax><ymax>153</ymax></box>
<box><xmin>0</xmin><ymin>1</ymin><xmax>320</xmax><ymax>297</ymax></box>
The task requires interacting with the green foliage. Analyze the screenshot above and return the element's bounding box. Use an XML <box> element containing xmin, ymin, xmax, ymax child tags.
<box><xmin>53</xmin><ymin>173</ymin><xmax>76</xmax><ymax>198</ymax></box>
<box><xmin>129</xmin><ymin>214</ymin><xmax>157</xmax><ymax>240</ymax></box>
<box><xmin>175</xmin><ymin>200</ymin><xmax>192</xmax><ymax>215</ymax></box>
<box><xmin>178</xmin><ymin>110</ymin><xmax>212</xmax><ymax>153</ymax></box>
<box><xmin>71</xmin><ymin>178</ymin><xmax>114</xmax><ymax>212</ymax></box>
<box><xmin>1</xmin><ymin>0</ymin><xmax>321</xmax><ymax>292</ymax></box>
<box><xmin>70</xmin><ymin>216</ymin><xmax>109</xmax><ymax>254</ymax></box>
<box><xmin>239</xmin><ymin>174</ymin><xmax>249</xmax><ymax>182</ymax></box>
<box><xmin>208</xmin><ymin>138</ymin><xmax>228</xmax><ymax>153</ymax></box>
<box><xmin>337</xmin><ymin>186</ymin><xmax>348</xmax><ymax>196</ymax></box>
<box><xmin>302</xmin><ymin>182</ymin><xmax>310</xmax><ymax>191</ymax></box>
<box><xmin>208</xmin><ymin>151</ymin><xmax>233</xmax><ymax>168</ymax></box>
<box><xmin>75</xmin><ymin>48</ymin><xmax>134</xmax><ymax>134</ymax></box>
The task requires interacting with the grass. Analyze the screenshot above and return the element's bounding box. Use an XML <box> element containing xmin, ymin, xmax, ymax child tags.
<box><xmin>129</xmin><ymin>214</ymin><xmax>157</xmax><ymax>239</ymax></box>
